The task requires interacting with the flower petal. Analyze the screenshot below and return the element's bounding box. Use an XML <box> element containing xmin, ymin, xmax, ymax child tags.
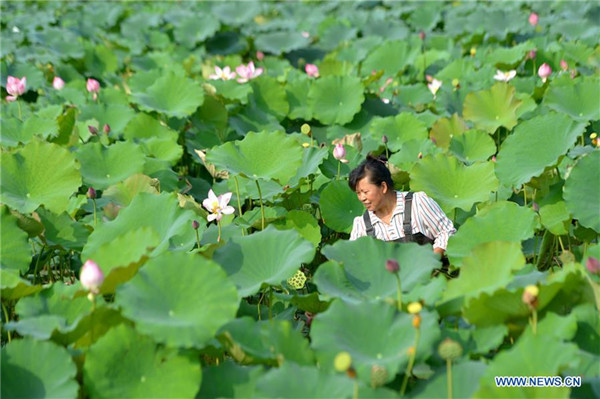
<box><xmin>222</xmin><ymin>205</ymin><xmax>235</xmax><ymax>215</ymax></box>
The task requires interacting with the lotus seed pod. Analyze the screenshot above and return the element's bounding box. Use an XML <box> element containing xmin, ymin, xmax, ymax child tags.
<box><xmin>287</xmin><ymin>270</ymin><xmax>306</xmax><ymax>289</ymax></box>
<box><xmin>522</xmin><ymin>285</ymin><xmax>539</xmax><ymax>308</ymax></box>
<box><xmin>412</xmin><ymin>314</ymin><xmax>422</xmax><ymax>329</ymax></box>
<box><xmin>370</xmin><ymin>365</ymin><xmax>389</xmax><ymax>388</ymax></box>
<box><xmin>385</xmin><ymin>259</ymin><xmax>399</xmax><ymax>273</ymax></box>
<box><xmin>301</xmin><ymin>123</ymin><xmax>311</xmax><ymax>135</ymax></box>
<box><xmin>87</xmin><ymin>187</ymin><xmax>97</xmax><ymax>199</ymax></box>
<box><xmin>438</xmin><ymin>338</ymin><xmax>463</xmax><ymax>361</ymax></box>
<box><xmin>334</xmin><ymin>351</ymin><xmax>352</xmax><ymax>372</ymax></box>
<box><xmin>407</xmin><ymin>302</ymin><xmax>422</xmax><ymax>314</ymax></box>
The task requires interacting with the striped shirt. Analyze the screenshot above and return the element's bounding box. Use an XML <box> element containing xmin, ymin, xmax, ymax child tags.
<box><xmin>349</xmin><ymin>191</ymin><xmax>456</xmax><ymax>250</ymax></box>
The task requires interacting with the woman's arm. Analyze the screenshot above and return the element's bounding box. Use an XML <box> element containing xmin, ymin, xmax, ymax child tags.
<box><xmin>413</xmin><ymin>192</ymin><xmax>456</xmax><ymax>252</ymax></box>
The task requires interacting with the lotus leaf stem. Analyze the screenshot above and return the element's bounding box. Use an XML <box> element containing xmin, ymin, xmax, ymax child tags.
<box><xmin>395</xmin><ymin>273</ymin><xmax>402</xmax><ymax>311</ymax></box>
<box><xmin>92</xmin><ymin>198</ymin><xmax>97</xmax><ymax>228</ymax></box>
<box><xmin>583</xmin><ymin>273</ymin><xmax>600</xmax><ymax>311</ymax></box>
<box><xmin>33</xmin><ymin>245</ymin><xmax>45</xmax><ymax>284</ymax></box>
<box><xmin>90</xmin><ymin>294</ymin><xmax>96</xmax><ymax>343</ymax></box>
<box><xmin>523</xmin><ymin>188</ymin><xmax>527</xmax><ymax>206</ymax></box>
<box><xmin>337</xmin><ymin>161</ymin><xmax>341</xmax><ymax>180</ymax></box>
<box><xmin>557</xmin><ymin>236</ymin><xmax>565</xmax><ymax>252</ymax></box>
<box><xmin>531</xmin><ymin>308</ymin><xmax>537</xmax><ymax>335</ymax></box>
<box><xmin>233</xmin><ymin>176</ymin><xmax>245</xmax><ymax>235</ymax></box>
<box><xmin>353</xmin><ymin>380</ymin><xmax>359</xmax><ymax>399</ymax></box>
<box><xmin>16</xmin><ymin>100</ymin><xmax>22</xmax><ymax>121</ymax></box>
<box><xmin>257</xmin><ymin>291</ymin><xmax>265</xmax><ymax>321</ymax></box>
<box><xmin>446</xmin><ymin>358</ymin><xmax>453</xmax><ymax>399</ymax></box>
<box><xmin>255</xmin><ymin>180</ymin><xmax>265</xmax><ymax>230</ymax></box>
<box><xmin>2</xmin><ymin>302</ymin><xmax>12</xmax><ymax>343</ymax></box>
<box><xmin>217</xmin><ymin>220</ymin><xmax>222</xmax><ymax>243</ymax></box>
<box><xmin>194</xmin><ymin>228</ymin><xmax>201</xmax><ymax>249</ymax></box>
<box><xmin>400</xmin><ymin>328</ymin><xmax>420</xmax><ymax>397</ymax></box>
<box><xmin>268</xmin><ymin>286</ymin><xmax>273</xmax><ymax>321</ymax></box>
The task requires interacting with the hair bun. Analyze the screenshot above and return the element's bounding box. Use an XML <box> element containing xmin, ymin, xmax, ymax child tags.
<box><xmin>367</xmin><ymin>153</ymin><xmax>388</xmax><ymax>163</ymax></box>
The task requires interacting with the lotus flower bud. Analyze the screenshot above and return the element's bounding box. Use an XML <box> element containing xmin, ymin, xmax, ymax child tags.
<box><xmin>418</xmin><ymin>152</ymin><xmax>423</xmax><ymax>159</ymax></box>
<box><xmin>586</xmin><ymin>257</ymin><xmax>600</xmax><ymax>275</ymax></box>
<box><xmin>305</xmin><ymin>64</ymin><xmax>319</xmax><ymax>77</ymax></box>
<box><xmin>301</xmin><ymin>31</ymin><xmax>310</xmax><ymax>38</ymax></box>
<box><xmin>382</xmin><ymin>135</ymin><xmax>388</xmax><ymax>144</ymax></box>
<box><xmin>333</xmin><ymin>143</ymin><xmax>346</xmax><ymax>160</ymax></box>
<box><xmin>522</xmin><ymin>285</ymin><xmax>539</xmax><ymax>308</ymax></box>
<box><xmin>538</xmin><ymin>63</ymin><xmax>552</xmax><ymax>82</ymax></box>
<box><xmin>334</xmin><ymin>351</ymin><xmax>352</xmax><ymax>372</ymax></box>
<box><xmin>80</xmin><ymin>260</ymin><xmax>104</xmax><ymax>294</ymax></box>
<box><xmin>370</xmin><ymin>365</ymin><xmax>389</xmax><ymax>388</ymax></box>
<box><xmin>53</xmin><ymin>76</ymin><xmax>65</xmax><ymax>90</ymax></box>
<box><xmin>192</xmin><ymin>220</ymin><xmax>200</xmax><ymax>230</ymax></box>
<box><xmin>305</xmin><ymin>311</ymin><xmax>314</xmax><ymax>327</ymax></box>
<box><xmin>560</xmin><ymin>59</ymin><xmax>568</xmax><ymax>71</ymax></box>
<box><xmin>407</xmin><ymin>302</ymin><xmax>422</xmax><ymax>314</ymax></box>
<box><xmin>103</xmin><ymin>124</ymin><xmax>111</xmax><ymax>134</ymax></box>
<box><xmin>88</xmin><ymin>125</ymin><xmax>98</xmax><ymax>135</ymax></box>
<box><xmin>385</xmin><ymin>259</ymin><xmax>399</xmax><ymax>273</ymax></box>
<box><xmin>87</xmin><ymin>187</ymin><xmax>97</xmax><ymax>199</ymax></box>
<box><xmin>6</xmin><ymin>76</ymin><xmax>26</xmax><ymax>97</ymax></box>
<box><xmin>86</xmin><ymin>78</ymin><xmax>100</xmax><ymax>93</ymax></box>
<box><xmin>256</xmin><ymin>51</ymin><xmax>264</xmax><ymax>61</ymax></box>
<box><xmin>418</xmin><ymin>31</ymin><xmax>426</xmax><ymax>40</ymax></box>
<box><xmin>527</xmin><ymin>49</ymin><xmax>537</xmax><ymax>60</ymax></box>
<box><xmin>438</xmin><ymin>338</ymin><xmax>463</xmax><ymax>360</ymax></box>
<box><xmin>532</xmin><ymin>202</ymin><xmax>539</xmax><ymax>212</ymax></box>
<box><xmin>528</xmin><ymin>12</ymin><xmax>539</xmax><ymax>26</ymax></box>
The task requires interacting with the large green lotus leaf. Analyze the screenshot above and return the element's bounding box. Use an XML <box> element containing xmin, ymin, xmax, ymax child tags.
<box><xmin>388</xmin><ymin>138</ymin><xmax>441</xmax><ymax>172</ymax></box>
<box><xmin>361</xmin><ymin>40</ymin><xmax>417</xmax><ymax>77</ymax></box>
<box><xmin>217</xmin><ymin>317</ymin><xmax>314</xmax><ymax>366</ymax></box>
<box><xmin>409</xmin><ymin>361</ymin><xmax>487</xmax><ymax>399</ymax></box>
<box><xmin>212</xmin><ymin>226</ymin><xmax>315</xmax><ymax>297</ymax></box>
<box><xmin>485</xmin><ymin>41</ymin><xmax>536</xmax><ymax>67</ymax></box>
<box><xmin>116</xmin><ymin>251</ymin><xmax>238</xmax><ymax>348</ymax></box>
<box><xmin>495</xmin><ymin>113</ymin><xmax>587</xmax><ymax>188</ymax></box>
<box><xmin>564</xmin><ymin>151</ymin><xmax>600</xmax><ymax>232</ymax></box>
<box><xmin>0</xmin><ymin>269</ymin><xmax>43</xmax><ymax>300</ymax></box>
<box><xmin>539</xmin><ymin>201</ymin><xmax>571</xmax><ymax>235</ymax></box>
<box><xmin>21</xmin><ymin>113</ymin><xmax>59</xmax><ymax>140</ymax></box>
<box><xmin>286</xmin><ymin>73</ymin><xmax>313</xmax><ymax>120</ymax></box>
<box><xmin>82</xmin><ymin>192</ymin><xmax>197</xmax><ymax>259</ymax></box>
<box><xmin>138</xmin><ymin>136</ymin><xmax>183</xmax><ymax>163</ymax></box>
<box><xmin>544</xmin><ymin>77</ymin><xmax>600</xmax><ymax>122</ymax></box>
<box><xmin>131</xmin><ymin>72</ymin><xmax>204</xmax><ymax>118</ymax></box>
<box><xmin>198</xmin><ymin>361</ymin><xmax>265</xmax><ymax>399</ymax></box>
<box><xmin>76</xmin><ymin>141</ymin><xmax>146</xmax><ymax>190</ymax></box>
<box><xmin>446</xmin><ymin>201</ymin><xmax>536</xmax><ymax>266</ymax></box>
<box><xmin>307</xmin><ymin>75</ymin><xmax>365</xmax><ymax>125</ymax></box>
<box><xmin>368</xmin><ymin>113</ymin><xmax>428</xmax><ymax>152</ymax></box>
<box><xmin>311</xmin><ymin>300</ymin><xmax>440</xmax><ymax>386</ymax></box>
<box><xmin>254</xmin><ymin>362</ymin><xmax>354</xmax><ymax>399</ymax></box>
<box><xmin>79</xmin><ymin>103</ymin><xmax>135</xmax><ymax>135</ymax></box>
<box><xmin>83</xmin><ymin>324</ymin><xmax>201</xmax><ymax>399</ymax></box>
<box><xmin>475</xmin><ymin>331</ymin><xmax>578</xmax><ymax>398</ymax></box>
<box><xmin>102</xmin><ymin>174</ymin><xmax>160</xmax><ymax>207</ymax></box>
<box><xmin>6</xmin><ymin>283</ymin><xmax>92</xmax><ymax>342</ymax></box>
<box><xmin>443</xmin><ymin>242</ymin><xmax>525</xmax><ymax>303</ymax></box>
<box><xmin>317</xmin><ymin>238</ymin><xmax>441</xmax><ymax>303</ymax></box>
<box><xmin>254</xmin><ymin>31</ymin><xmax>310</xmax><ymax>55</ymax></box>
<box><xmin>1</xmin><ymin>206</ymin><xmax>31</xmax><ymax>273</ymax></box>
<box><xmin>0</xmin><ymin>140</ymin><xmax>81</xmax><ymax>214</ymax></box>
<box><xmin>1</xmin><ymin>338</ymin><xmax>78</xmax><ymax>399</ymax></box>
<box><xmin>211</xmin><ymin>79</ymin><xmax>253</xmax><ymax>103</ymax></box>
<box><xmin>122</xmin><ymin>112</ymin><xmax>178</xmax><ymax>140</ymax></box>
<box><xmin>229</xmin><ymin>103</ymin><xmax>285</xmax><ymax>135</ymax></box>
<box><xmin>272</xmin><ymin>210</ymin><xmax>321</xmax><ymax>248</ymax></box>
<box><xmin>0</xmin><ymin>117</ymin><xmax>27</xmax><ymax>148</ymax></box>
<box><xmin>429</xmin><ymin>113</ymin><xmax>468</xmax><ymax>150</ymax></box>
<box><xmin>37</xmin><ymin>208</ymin><xmax>90</xmax><ymax>251</ymax></box>
<box><xmin>206</xmin><ymin>130</ymin><xmax>303</xmax><ymax>183</ymax></box>
<box><xmin>449</xmin><ymin>130</ymin><xmax>497</xmax><ymax>164</ymax></box>
<box><xmin>462</xmin><ymin>83</ymin><xmax>522</xmax><ymax>133</ymax></box>
<box><xmin>211</xmin><ymin>1</ymin><xmax>262</xmax><ymax>26</ymax></box>
<box><xmin>173</xmin><ymin>14</ymin><xmax>220</xmax><ymax>48</ymax></box>
<box><xmin>288</xmin><ymin>146</ymin><xmax>329</xmax><ymax>187</ymax></box>
<box><xmin>410</xmin><ymin>154</ymin><xmax>499</xmax><ymax>214</ymax></box>
<box><xmin>251</xmin><ymin>76</ymin><xmax>289</xmax><ymax>120</ymax></box>
<box><xmin>319</xmin><ymin>180</ymin><xmax>364</xmax><ymax>233</ymax></box>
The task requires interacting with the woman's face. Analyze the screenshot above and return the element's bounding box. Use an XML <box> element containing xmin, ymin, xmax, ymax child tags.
<box><xmin>355</xmin><ymin>177</ymin><xmax>388</xmax><ymax>212</ymax></box>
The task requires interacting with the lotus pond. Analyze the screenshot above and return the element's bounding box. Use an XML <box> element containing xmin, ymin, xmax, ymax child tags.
<box><xmin>1</xmin><ymin>1</ymin><xmax>599</xmax><ymax>398</ymax></box>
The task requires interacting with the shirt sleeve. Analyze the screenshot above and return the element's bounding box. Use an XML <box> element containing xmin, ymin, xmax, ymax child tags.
<box><xmin>413</xmin><ymin>192</ymin><xmax>456</xmax><ymax>250</ymax></box>
<box><xmin>349</xmin><ymin>216</ymin><xmax>366</xmax><ymax>241</ymax></box>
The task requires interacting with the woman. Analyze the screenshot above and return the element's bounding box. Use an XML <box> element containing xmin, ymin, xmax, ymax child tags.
<box><xmin>348</xmin><ymin>154</ymin><xmax>455</xmax><ymax>256</ymax></box>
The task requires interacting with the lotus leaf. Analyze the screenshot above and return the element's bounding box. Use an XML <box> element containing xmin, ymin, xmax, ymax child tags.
<box><xmin>76</xmin><ymin>141</ymin><xmax>146</xmax><ymax>190</ymax></box>
<box><xmin>361</xmin><ymin>40</ymin><xmax>417</xmax><ymax>77</ymax></box>
<box><xmin>485</xmin><ymin>41</ymin><xmax>536</xmax><ymax>67</ymax></box>
<box><xmin>236</xmin><ymin>206</ymin><xmax>286</xmax><ymax>229</ymax></box>
<box><xmin>122</xmin><ymin>112</ymin><xmax>178</xmax><ymax>140</ymax></box>
<box><xmin>544</xmin><ymin>77</ymin><xmax>600</xmax><ymax>122</ymax></box>
<box><xmin>212</xmin><ymin>2</ymin><xmax>262</xmax><ymax>26</ymax></box>
<box><xmin>462</xmin><ymin>83</ymin><xmax>522</xmax><ymax>134</ymax></box>
<box><xmin>251</xmin><ymin>76</ymin><xmax>289</xmax><ymax>120</ymax></box>
<box><xmin>311</xmin><ymin>300</ymin><xmax>440</xmax><ymax>385</ymax></box>
<box><xmin>211</xmin><ymin>79</ymin><xmax>253</xmax><ymax>103</ymax></box>
<box><xmin>212</xmin><ymin>226</ymin><xmax>315</xmax><ymax>297</ymax></box>
<box><xmin>37</xmin><ymin>208</ymin><xmax>90</xmax><ymax>251</ymax></box>
<box><xmin>273</xmin><ymin>210</ymin><xmax>322</xmax><ymax>248</ymax></box>
<box><xmin>254</xmin><ymin>31</ymin><xmax>310</xmax><ymax>55</ymax></box>
<box><xmin>449</xmin><ymin>130</ymin><xmax>496</xmax><ymax>164</ymax></box>
<box><xmin>409</xmin><ymin>361</ymin><xmax>487</xmax><ymax>399</ymax></box>
<box><xmin>254</xmin><ymin>362</ymin><xmax>355</xmax><ymax>399</ymax></box>
<box><xmin>446</xmin><ymin>201</ymin><xmax>536</xmax><ymax>266</ymax></box>
<box><xmin>0</xmin><ymin>269</ymin><xmax>44</xmax><ymax>300</ymax></box>
<box><xmin>288</xmin><ymin>146</ymin><xmax>329</xmax><ymax>187</ymax></box>
<box><xmin>429</xmin><ymin>114</ymin><xmax>468</xmax><ymax>149</ymax></box>
<box><xmin>102</xmin><ymin>174</ymin><xmax>160</xmax><ymax>206</ymax></box>
<box><xmin>173</xmin><ymin>15</ymin><xmax>220</xmax><ymax>48</ymax></box>
<box><xmin>286</xmin><ymin>73</ymin><xmax>313</xmax><ymax>120</ymax></box>
<box><xmin>1</xmin><ymin>338</ymin><xmax>78</xmax><ymax>399</ymax></box>
<box><xmin>83</xmin><ymin>324</ymin><xmax>201</xmax><ymax>398</ymax></box>
<box><xmin>198</xmin><ymin>361</ymin><xmax>264</xmax><ymax>399</ymax></box>
<box><xmin>369</xmin><ymin>113</ymin><xmax>428</xmax><ymax>152</ymax></box>
<box><xmin>471</xmin><ymin>325</ymin><xmax>508</xmax><ymax>355</ymax></box>
<box><xmin>206</xmin><ymin>130</ymin><xmax>303</xmax><ymax>183</ymax></box>
<box><xmin>1</xmin><ymin>206</ymin><xmax>31</xmax><ymax>273</ymax></box>
<box><xmin>495</xmin><ymin>112</ymin><xmax>587</xmax><ymax>188</ymax></box>
<box><xmin>307</xmin><ymin>75</ymin><xmax>365</xmax><ymax>125</ymax></box>
<box><xmin>116</xmin><ymin>251</ymin><xmax>238</xmax><ymax>348</ymax></box>
<box><xmin>319</xmin><ymin>180</ymin><xmax>364</xmax><ymax>233</ymax></box>
<box><xmin>131</xmin><ymin>72</ymin><xmax>205</xmax><ymax>118</ymax></box>
<box><xmin>0</xmin><ymin>139</ymin><xmax>81</xmax><ymax>214</ymax></box>
<box><xmin>0</xmin><ymin>117</ymin><xmax>27</xmax><ymax>148</ymax></box>
<box><xmin>564</xmin><ymin>151</ymin><xmax>600</xmax><ymax>233</ymax></box>
<box><xmin>409</xmin><ymin>154</ymin><xmax>499</xmax><ymax>214</ymax></box>
<box><xmin>316</xmin><ymin>238</ymin><xmax>441</xmax><ymax>303</ymax></box>
<box><xmin>229</xmin><ymin>102</ymin><xmax>285</xmax><ymax>134</ymax></box>
<box><xmin>539</xmin><ymin>201</ymin><xmax>571</xmax><ymax>235</ymax></box>
<box><xmin>82</xmin><ymin>192</ymin><xmax>197</xmax><ymax>260</ymax></box>
<box><xmin>443</xmin><ymin>241</ymin><xmax>525</xmax><ymax>303</ymax></box>
<box><xmin>389</xmin><ymin>138</ymin><xmax>441</xmax><ymax>172</ymax></box>
<box><xmin>217</xmin><ymin>317</ymin><xmax>314</xmax><ymax>366</ymax></box>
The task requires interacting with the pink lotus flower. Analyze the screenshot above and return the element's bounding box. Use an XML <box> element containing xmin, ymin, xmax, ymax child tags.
<box><xmin>538</xmin><ymin>63</ymin><xmax>552</xmax><ymax>82</ymax></box>
<box><xmin>236</xmin><ymin>61</ymin><xmax>263</xmax><ymax>83</ymax></box>
<box><xmin>80</xmin><ymin>260</ymin><xmax>104</xmax><ymax>294</ymax></box>
<box><xmin>256</xmin><ymin>51</ymin><xmax>265</xmax><ymax>61</ymax></box>
<box><xmin>5</xmin><ymin>95</ymin><xmax>17</xmax><ymax>102</ymax></box>
<box><xmin>209</xmin><ymin>65</ymin><xmax>236</xmax><ymax>81</ymax></box>
<box><xmin>6</xmin><ymin>76</ymin><xmax>26</xmax><ymax>97</ymax></box>
<box><xmin>494</xmin><ymin>70</ymin><xmax>517</xmax><ymax>82</ymax></box>
<box><xmin>86</xmin><ymin>78</ymin><xmax>100</xmax><ymax>93</ymax></box>
<box><xmin>202</xmin><ymin>189</ymin><xmax>235</xmax><ymax>222</ymax></box>
<box><xmin>560</xmin><ymin>59</ymin><xmax>568</xmax><ymax>71</ymax></box>
<box><xmin>528</xmin><ymin>12</ymin><xmax>539</xmax><ymax>26</ymax></box>
<box><xmin>53</xmin><ymin>76</ymin><xmax>65</xmax><ymax>90</ymax></box>
<box><xmin>301</xmin><ymin>31</ymin><xmax>310</xmax><ymax>38</ymax></box>
<box><xmin>527</xmin><ymin>49</ymin><xmax>537</xmax><ymax>60</ymax></box>
<box><xmin>305</xmin><ymin>64</ymin><xmax>319</xmax><ymax>77</ymax></box>
<box><xmin>587</xmin><ymin>257</ymin><xmax>600</xmax><ymax>274</ymax></box>
<box><xmin>333</xmin><ymin>143</ymin><xmax>348</xmax><ymax>163</ymax></box>
<box><xmin>427</xmin><ymin>78</ymin><xmax>442</xmax><ymax>98</ymax></box>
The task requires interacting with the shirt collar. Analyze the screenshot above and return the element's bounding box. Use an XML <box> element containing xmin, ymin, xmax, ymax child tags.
<box><xmin>368</xmin><ymin>191</ymin><xmax>405</xmax><ymax>224</ymax></box>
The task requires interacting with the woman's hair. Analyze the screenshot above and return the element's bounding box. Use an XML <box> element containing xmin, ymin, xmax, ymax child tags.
<box><xmin>348</xmin><ymin>154</ymin><xmax>394</xmax><ymax>192</ymax></box>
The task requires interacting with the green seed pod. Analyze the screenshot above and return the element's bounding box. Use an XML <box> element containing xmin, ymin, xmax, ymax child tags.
<box><xmin>438</xmin><ymin>338</ymin><xmax>463</xmax><ymax>361</ymax></box>
<box><xmin>287</xmin><ymin>270</ymin><xmax>307</xmax><ymax>289</ymax></box>
<box><xmin>370</xmin><ymin>365</ymin><xmax>388</xmax><ymax>388</ymax></box>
